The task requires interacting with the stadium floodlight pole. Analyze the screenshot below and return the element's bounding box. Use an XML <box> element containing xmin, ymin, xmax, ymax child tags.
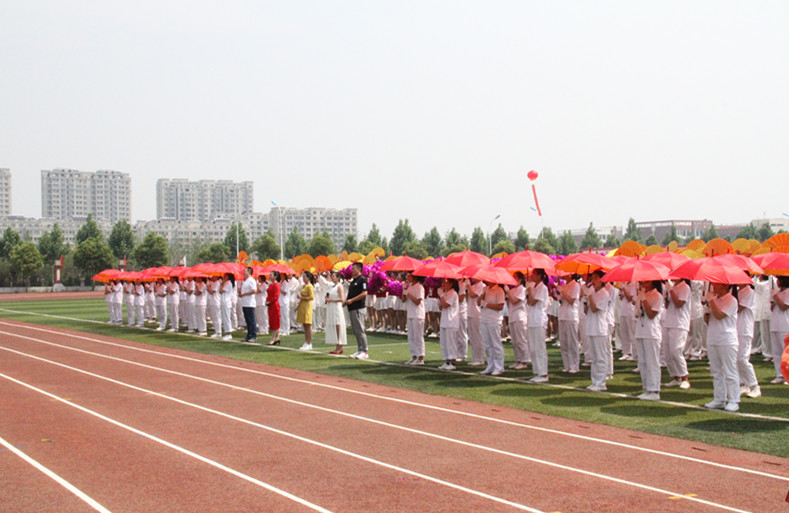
<box><xmin>488</xmin><ymin>214</ymin><xmax>501</xmax><ymax>255</ymax></box>
<box><xmin>272</xmin><ymin>200</ymin><xmax>284</xmax><ymax>261</ymax></box>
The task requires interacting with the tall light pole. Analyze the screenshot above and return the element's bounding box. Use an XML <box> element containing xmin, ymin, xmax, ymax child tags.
<box><xmin>488</xmin><ymin>214</ymin><xmax>501</xmax><ymax>255</ymax></box>
<box><xmin>272</xmin><ymin>200</ymin><xmax>284</xmax><ymax>261</ymax></box>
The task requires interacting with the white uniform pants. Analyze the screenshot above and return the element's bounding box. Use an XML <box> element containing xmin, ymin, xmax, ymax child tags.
<box><xmin>509</xmin><ymin>320</ymin><xmax>530</xmax><ymax>363</ymax></box>
<box><xmin>221</xmin><ymin>300</ymin><xmax>233</xmax><ymax>335</ymax></box>
<box><xmin>736</xmin><ymin>334</ymin><xmax>758</xmax><ymax>388</ymax></box>
<box><xmin>481</xmin><ymin>320</ymin><xmax>504</xmax><ymax>373</ymax></box>
<box><xmin>111</xmin><ymin>302</ymin><xmax>122</xmax><ymax>324</ymax></box>
<box><xmin>208</xmin><ymin>302</ymin><xmax>221</xmax><ymax>334</ymax></box>
<box><xmin>771</xmin><ymin>331</ymin><xmax>787</xmax><ymax>379</ymax></box>
<box><xmin>126</xmin><ymin>300</ymin><xmax>135</xmax><ymax>326</ymax></box>
<box><xmin>194</xmin><ymin>303</ymin><xmax>207</xmax><ymax>333</ymax></box>
<box><xmin>588</xmin><ymin>335</ymin><xmax>610</xmax><ymax>387</ymax></box>
<box><xmin>686</xmin><ymin>318</ymin><xmax>706</xmax><ymax>357</ymax></box>
<box><xmin>457</xmin><ymin>304</ymin><xmax>468</xmax><ymax>358</ymax></box>
<box><xmin>440</xmin><ymin>327</ymin><xmax>458</xmax><ymax>360</ymax></box>
<box><xmin>664</xmin><ymin>328</ymin><xmax>689</xmax><ymax>378</ymax></box>
<box><xmin>635</xmin><ymin>337</ymin><xmax>661</xmax><ymax>392</ymax></box>
<box><xmin>256</xmin><ymin>304</ymin><xmax>269</xmax><ymax>334</ymax></box>
<box><xmin>528</xmin><ymin>326</ymin><xmax>548</xmax><ymax>377</ymax></box>
<box><xmin>558</xmin><ymin>320</ymin><xmax>580</xmax><ymax>372</ymax></box>
<box><xmin>708</xmin><ymin>344</ymin><xmax>739</xmax><ymax>404</ymax></box>
<box><xmin>156</xmin><ymin>303</ymin><xmax>167</xmax><ymax>329</ymax></box>
<box><xmin>619</xmin><ymin>314</ymin><xmax>636</xmax><ymax>357</ymax></box>
<box><xmin>168</xmin><ymin>301</ymin><xmax>180</xmax><ymax>330</ymax></box>
<box><xmin>407</xmin><ymin>318</ymin><xmax>425</xmax><ymax>357</ymax></box>
<box><xmin>467</xmin><ymin>316</ymin><xmax>484</xmax><ymax>363</ymax></box>
<box><xmin>135</xmin><ymin>304</ymin><xmax>144</xmax><ymax>326</ymax></box>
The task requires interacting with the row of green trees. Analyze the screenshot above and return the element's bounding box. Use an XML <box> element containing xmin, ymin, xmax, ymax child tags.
<box><xmin>0</xmin><ymin>215</ymin><xmax>780</xmax><ymax>288</ymax></box>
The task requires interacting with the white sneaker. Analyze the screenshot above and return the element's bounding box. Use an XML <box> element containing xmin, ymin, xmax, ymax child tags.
<box><xmin>639</xmin><ymin>392</ymin><xmax>660</xmax><ymax>401</ymax></box>
<box><xmin>166</xmin><ymin>328</ymin><xmax>176</xmax><ymax>332</ymax></box>
<box><xmin>739</xmin><ymin>385</ymin><xmax>751</xmax><ymax>396</ymax></box>
<box><xmin>704</xmin><ymin>400</ymin><xmax>725</xmax><ymax>409</ymax></box>
<box><xmin>529</xmin><ymin>376</ymin><xmax>549</xmax><ymax>384</ymax></box>
<box><xmin>222</xmin><ymin>334</ymin><xmax>232</xmax><ymax>341</ymax></box>
<box><xmin>349</xmin><ymin>352</ymin><xmax>360</xmax><ymax>359</ymax></box>
<box><xmin>210</xmin><ymin>333</ymin><xmax>221</xmax><ymax>339</ymax></box>
<box><xmin>490</xmin><ymin>370</ymin><xmax>504</xmax><ymax>376</ymax></box>
<box><xmin>746</xmin><ymin>386</ymin><xmax>761</xmax><ymax>398</ymax></box>
<box><xmin>509</xmin><ymin>362</ymin><xmax>527</xmax><ymax>370</ymax></box>
<box><xmin>586</xmin><ymin>384</ymin><xmax>607</xmax><ymax>392</ymax></box>
<box><xmin>665</xmin><ymin>380</ymin><xmax>681</xmax><ymax>388</ymax></box>
<box><xmin>770</xmin><ymin>377</ymin><xmax>786</xmax><ymax>384</ymax></box>
<box><xmin>411</xmin><ymin>360</ymin><xmax>424</xmax><ymax>366</ymax></box>
<box><xmin>404</xmin><ymin>358</ymin><xmax>416</xmax><ymax>365</ymax></box>
<box><xmin>299</xmin><ymin>344</ymin><xmax>313</xmax><ymax>351</ymax></box>
<box><xmin>356</xmin><ymin>352</ymin><xmax>369</xmax><ymax>360</ymax></box>
<box><xmin>197</xmin><ymin>332</ymin><xmax>207</xmax><ymax>336</ymax></box>
<box><xmin>679</xmin><ymin>381</ymin><xmax>691</xmax><ymax>390</ymax></box>
<box><xmin>468</xmin><ymin>361</ymin><xmax>485</xmax><ymax>367</ymax></box>
<box><xmin>724</xmin><ymin>402</ymin><xmax>739</xmax><ymax>412</ymax></box>
<box><xmin>479</xmin><ymin>369</ymin><xmax>492</xmax><ymax>375</ymax></box>
<box><xmin>439</xmin><ymin>363</ymin><xmax>456</xmax><ymax>371</ymax></box>
<box><xmin>155</xmin><ymin>327</ymin><xmax>165</xmax><ymax>331</ymax></box>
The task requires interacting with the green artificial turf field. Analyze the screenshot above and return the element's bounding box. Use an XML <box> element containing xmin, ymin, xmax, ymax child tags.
<box><xmin>1</xmin><ymin>297</ymin><xmax>787</xmax><ymax>458</ymax></box>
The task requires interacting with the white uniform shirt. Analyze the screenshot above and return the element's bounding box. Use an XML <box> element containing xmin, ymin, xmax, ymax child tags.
<box><xmin>405</xmin><ymin>282</ymin><xmax>425</xmax><ymax>320</ymax></box>
<box><xmin>480</xmin><ymin>285</ymin><xmax>505</xmax><ymax>324</ymax></box>
<box><xmin>585</xmin><ymin>286</ymin><xmax>611</xmax><ymax>336</ymax></box>
<box><xmin>240</xmin><ymin>277</ymin><xmax>257</xmax><ymax>308</ymax></box>
<box><xmin>664</xmin><ymin>281</ymin><xmax>691</xmax><ymax>331</ymax></box>
<box><xmin>558</xmin><ymin>280</ymin><xmax>580</xmax><ymax>322</ymax></box>
<box><xmin>736</xmin><ymin>285</ymin><xmax>755</xmax><ymax>338</ymax></box>
<box><xmin>707</xmin><ymin>293</ymin><xmax>738</xmax><ymax>346</ymax></box>
<box><xmin>526</xmin><ymin>282</ymin><xmax>548</xmax><ymax>328</ymax></box>
<box><xmin>635</xmin><ymin>289</ymin><xmax>664</xmax><ymax>340</ymax></box>
<box><xmin>770</xmin><ymin>288</ymin><xmax>789</xmax><ymax>333</ymax></box>
<box><xmin>439</xmin><ymin>289</ymin><xmax>459</xmax><ymax>329</ymax></box>
<box><xmin>506</xmin><ymin>284</ymin><xmax>527</xmax><ymax>323</ymax></box>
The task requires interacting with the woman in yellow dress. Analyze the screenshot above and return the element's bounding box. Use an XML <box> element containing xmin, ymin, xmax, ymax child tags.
<box><xmin>297</xmin><ymin>271</ymin><xmax>316</xmax><ymax>351</ymax></box>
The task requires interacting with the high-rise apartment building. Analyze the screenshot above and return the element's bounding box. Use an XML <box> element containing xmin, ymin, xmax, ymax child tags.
<box><xmin>0</xmin><ymin>168</ymin><xmax>10</xmax><ymax>217</ymax></box>
<box><xmin>156</xmin><ymin>179</ymin><xmax>254</xmax><ymax>222</ymax></box>
<box><xmin>41</xmin><ymin>169</ymin><xmax>131</xmax><ymax>223</ymax></box>
<box><xmin>270</xmin><ymin>207</ymin><xmax>357</xmax><ymax>249</ymax></box>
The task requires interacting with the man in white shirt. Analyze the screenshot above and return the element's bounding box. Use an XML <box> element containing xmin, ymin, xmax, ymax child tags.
<box><xmin>239</xmin><ymin>267</ymin><xmax>258</xmax><ymax>343</ymax></box>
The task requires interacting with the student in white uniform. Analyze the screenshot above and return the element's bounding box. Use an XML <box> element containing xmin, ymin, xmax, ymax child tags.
<box><xmin>111</xmin><ymin>279</ymin><xmax>123</xmax><ymax>325</ymax></box>
<box><xmin>752</xmin><ymin>275</ymin><xmax>773</xmax><ymax>358</ymax></box>
<box><xmin>586</xmin><ymin>271</ymin><xmax>612</xmax><ymax>392</ymax></box>
<box><xmin>736</xmin><ymin>282</ymin><xmax>760</xmax><ymax>398</ymax></box>
<box><xmin>438</xmin><ymin>278</ymin><xmax>460</xmax><ymax>370</ymax></box>
<box><xmin>664</xmin><ymin>279</ymin><xmax>691</xmax><ymax>389</ymax></box>
<box><xmin>403</xmin><ymin>273</ymin><xmax>426</xmax><ymax>365</ymax></box>
<box><xmin>618</xmin><ymin>282</ymin><xmax>638</xmax><ymax>362</ymax></box>
<box><xmin>154</xmin><ymin>278</ymin><xmax>168</xmax><ymax>330</ymax></box>
<box><xmin>558</xmin><ymin>275</ymin><xmax>581</xmax><ymax>373</ymax></box>
<box><xmin>769</xmin><ymin>276</ymin><xmax>789</xmax><ymax>384</ymax></box>
<box><xmin>134</xmin><ymin>280</ymin><xmax>145</xmax><ymax>327</ymax></box>
<box><xmin>183</xmin><ymin>278</ymin><xmax>196</xmax><ymax>332</ymax></box>
<box><xmin>124</xmin><ymin>280</ymin><xmax>135</xmax><ymax>326</ymax></box>
<box><xmin>634</xmin><ymin>280</ymin><xmax>664</xmax><ymax>400</ymax></box>
<box><xmin>466</xmin><ymin>279</ymin><xmax>485</xmax><ymax>366</ymax></box>
<box><xmin>526</xmin><ymin>269</ymin><xmax>550</xmax><ymax>383</ymax></box>
<box><xmin>207</xmin><ymin>276</ymin><xmax>222</xmax><ymax>338</ymax></box>
<box><xmin>255</xmin><ymin>275</ymin><xmax>269</xmax><ymax>336</ymax></box>
<box><xmin>456</xmin><ymin>279</ymin><xmax>469</xmax><ymax>359</ymax></box>
<box><xmin>479</xmin><ymin>281</ymin><xmax>506</xmax><ymax>376</ymax></box>
<box><xmin>279</xmin><ymin>274</ymin><xmax>291</xmax><ymax>336</ymax></box>
<box><xmin>220</xmin><ymin>273</ymin><xmax>235</xmax><ymax>340</ymax></box>
<box><xmin>166</xmin><ymin>277</ymin><xmax>180</xmax><ymax>331</ymax></box>
<box><xmin>193</xmin><ymin>276</ymin><xmax>208</xmax><ymax>336</ymax></box>
<box><xmin>685</xmin><ymin>280</ymin><xmax>707</xmax><ymax>360</ymax></box>
<box><xmin>104</xmin><ymin>281</ymin><xmax>114</xmax><ymax>323</ymax></box>
<box><xmin>505</xmin><ymin>272</ymin><xmax>529</xmax><ymax>370</ymax></box>
<box><xmin>705</xmin><ymin>282</ymin><xmax>741</xmax><ymax>411</ymax></box>
<box><xmin>144</xmin><ymin>281</ymin><xmax>155</xmax><ymax>322</ymax></box>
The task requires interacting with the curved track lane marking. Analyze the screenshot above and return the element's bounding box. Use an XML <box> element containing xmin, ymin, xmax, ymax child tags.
<box><xmin>0</xmin><ymin>342</ymin><xmax>758</xmax><ymax>513</ymax></box>
<box><xmin>2</xmin><ymin>319</ymin><xmax>788</xmax><ymax>477</ymax></box>
<box><xmin>0</xmin><ymin>434</ymin><xmax>113</xmax><ymax>513</ymax></box>
<box><xmin>0</xmin><ymin>377</ymin><xmax>334</xmax><ymax>513</ymax></box>
<box><xmin>0</xmin><ymin>349</ymin><xmax>546</xmax><ymax>513</ymax></box>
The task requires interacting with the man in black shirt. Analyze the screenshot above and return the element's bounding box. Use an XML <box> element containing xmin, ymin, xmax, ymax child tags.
<box><xmin>344</xmin><ymin>262</ymin><xmax>369</xmax><ymax>359</ymax></box>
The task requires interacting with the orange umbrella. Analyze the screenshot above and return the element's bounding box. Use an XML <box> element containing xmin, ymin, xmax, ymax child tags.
<box><xmin>263</xmin><ymin>263</ymin><xmax>298</xmax><ymax>276</ymax></box>
<box><xmin>92</xmin><ymin>269</ymin><xmax>122</xmax><ymax>282</ymax></box>
<box><xmin>555</xmin><ymin>253</ymin><xmax>618</xmax><ymax>274</ymax></box>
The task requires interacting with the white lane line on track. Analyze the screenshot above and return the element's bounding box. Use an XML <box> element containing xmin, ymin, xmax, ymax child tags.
<box><xmin>0</xmin><ymin>434</ymin><xmax>113</xmax><ymax>513</ymax></box>
<box><xmin>0</xmin><ymin>352</ymin><xmax>545</xmax><ymax>513</ymax></box>
<box><xmin>0</xmin><ymin>343</ymin><xmax>756</xmax><ymax>513</ymax></box>
<box><xmin>2</xmin><ymin>319</ymin><xmax>788</xmax><ymax>481</ymax></box>
<box><xmin>0</xmin><ymin>373</ymin><xmax>335</xmax><ymax>513</ymax></box>
<box><xmin>1</xmin><ymin>309</ymin><xmax>787</xmax><ymax>424</ymax></box>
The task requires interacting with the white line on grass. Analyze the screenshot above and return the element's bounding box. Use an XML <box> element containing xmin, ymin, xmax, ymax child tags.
<box><xmin>0</xmin><ymin>434</ymin><xmax>113</xmax><ymax>513</ymax></box>
<box><xmin>0</xmin><ymin>352</ymin><xmax>546</xmax><ymax>513</ymax></box>
<box><xmin>2</xmin><ymin>318</ymin><xmax>789</xmax><ymax>480</ymax></box>
<box><xmin>0</xmin><ymin>334</ymin><xmax>771</xmax><ymax>513</ymax></box>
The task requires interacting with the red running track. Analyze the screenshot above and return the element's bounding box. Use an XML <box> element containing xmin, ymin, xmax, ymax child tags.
<box><xmin>1</xmin><ymin>319</ymin><xmax>788</xmax><ymax>513</ymax></box>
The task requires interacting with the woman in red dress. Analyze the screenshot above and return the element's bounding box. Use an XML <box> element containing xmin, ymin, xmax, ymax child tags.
<box><xmin>267</xmin><ymin>271</ymin><xmax>282</xmax><ymax>345</ymax></box>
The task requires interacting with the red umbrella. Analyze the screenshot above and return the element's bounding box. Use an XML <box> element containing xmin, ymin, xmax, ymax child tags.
<box><xmin>642</xmin><ymin>251</ymin><xmax>690</xmax><ymax>270</ymax></box>
<box><xmin>752</xmin><ymin>252</ymin><xmax>789</xmax><ymax>276</ymax></box>
<box><xmin>670</xmin><ymin>257</ymin><xmax>753</xmax><ymax>285</ymax></box>
<box><xmin>603</xmin><ymin>260</ymin><xmax>670</xmax><ymax>283</ymax></box>
<box><xmin>261</xmin><ymin>263</ymin><xmax>298</xmax><ymax>276</ymax></box>
<box><xmin>445</xmin><ymin>250</ymin><xmax>490</xmax><ymax>267</ymax></box>
<box><xmin>715</xmin><ymin>254</ymin><xmax>764</xmax><ymax>275</ymax></box>
<box><xmin>470</xmin><ymin>265</ymin><xmax>518</xmax><ymax>286</ymax></box>
<box><xmin>555</xmin><ymin>253</ymin><xmax>618</xmax><ymax>274</ymax></box>
<box><xmin>494</xmin><ymin>250</ymin><xmax>556</xmax><ymax>272</ymax></box>
<box><xmin>413</xmin><ymin>260</ymin><xmax>465</xmax><ymax>279</ymax></box>
<box><xmin>118</xmin><ymin>271</ymin><xmax>142</xmax><ymax>281</ymax></box>
<box><xmin>92</xmin><ymin>268</ymin><xmax>122</xmax><ymax>282</ymax></box>
<box><xmin>379</xmin><ymin>255</ymin><xmax>424</xmax><ymax>272</ymax></box>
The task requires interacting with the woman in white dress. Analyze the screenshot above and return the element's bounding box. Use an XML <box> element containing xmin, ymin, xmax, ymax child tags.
<box><xmin>325</xmin><ymin>270</ymin><xmax>347</xmax><ymax>354</ymax></box>
<box><xmin>279</xmin><ymin>273</ymin><xmax>292</xmax><ymax>336</ymax></box>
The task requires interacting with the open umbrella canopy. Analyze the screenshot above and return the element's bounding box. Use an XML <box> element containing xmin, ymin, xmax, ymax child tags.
<box><xmin>92</xmin><ymin>268</ymin><xmax>122</xmax><ymax>282</ymax></box>
<box><xmin>379</xmin><ymin>255</ymin><xmax>424</xmax><ymax>272</ymax></box>
<box><xmin>263</xmin><ymin>263</ymin><xmax>298</xmax><ymax>275</ymax></box>
<box><xmin>670</xmin><ymin>257</ymin><xmax>753</xmax><ymax>285</ymax></box>
<box><xmin>470</xmin><ymin>265</ymin><xmax>518</xmax><ymax>286</ymax></box>
<box><xmin>444</xmin><ymin>250</ymin><xmax>490</xmax><ymax>267</ymax></box>
<box><xmin>715</xmin><ymin>254</ymin><xmax>764</xmax><ymax>275</ymax></box>
<box><xmin>603</xmin><ymin>260</ymin><xmax>670</xmax><ymax>283</ymax></box>
<box><xmin>642</xmin><ymin>251</ymin><xmax>690</xmax><ymax>270</ymax></box>
<box><xmin>118</xmin><ymin>271</ymin><xmax>142</xmax><ymax>281</ymax></box>
<box><xmin>413</xmin><ymin>260</ymin><xmax>465</xmax><ymax>279</ymax></box>
<box><xmin>752</xmin><ymin>252</ymin><xmax>789</xmax><ymax>276</ymax></box>
<box><xmin>494</xmin><ymin>250</ymin><xmax>555</xmax><ymax>272</ymax></box>
<box><xmin>555</xmin><ymin>253</ymin><xmax>618</xmax><ymax>274</ymax></box>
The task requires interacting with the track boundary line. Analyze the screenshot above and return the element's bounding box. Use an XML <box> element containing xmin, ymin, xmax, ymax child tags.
<box><xmin>0</xmin><ymin>353</ymin><xmax>546</xmax><ymax>513</ymax></box>
<box><xmin>2</xmin><ymin>318</ymin><xmax>789</xmax><ymax>480</ymax></box>
<box><xmin>0</xmin><ymin>372</ymin><xmax>336</xmax><ymax>513</ymax></box>
<box><xmin>0</xmin><ymin>434</ymin><xmax>113</xmax><ymax>513</ymax></box>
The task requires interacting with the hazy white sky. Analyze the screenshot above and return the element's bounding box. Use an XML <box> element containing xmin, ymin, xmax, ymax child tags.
<box><xmin>1</xmin><ymin>1</ymin><xmax>787</xmax><ymax>240</ymax></box>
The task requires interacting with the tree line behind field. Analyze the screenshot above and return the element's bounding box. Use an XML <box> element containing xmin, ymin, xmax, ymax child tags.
<box><xmin>0</xmin><ymin>216</ymin><xmax>780</xmax><ymax>288</ymax></box>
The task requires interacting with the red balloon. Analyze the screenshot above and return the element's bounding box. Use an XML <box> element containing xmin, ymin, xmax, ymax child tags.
<box><xmin>527</xmin><ymin>170</ymin><xmax>539</xmax><ymax>181</ymax></box>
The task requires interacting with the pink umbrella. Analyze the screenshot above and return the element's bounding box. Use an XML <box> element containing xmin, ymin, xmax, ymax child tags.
<box><xmin>445</xmin><ymin>250</ymin><xmax>490</xmax><ymax>267</ymax></box>
<box><xmin>752</xmin><ymin>252</ymin><xmax>789</xmax><ymax>276</ymax></box>
<box><xmin>494</xmin><ymin>250</ymin><xmax>556</xmax><ymax>272</ymax></box>
<box><xmin>670</xmin><ymin>257</ymin><xmax>753</xmax><ymax>285</ymax></box>
<box><xmin>715</xmin><ymin>254</ymin><xmax>764</xmax><ymax>275</ymax></box>
<box><xmin>555</xmin><ymin>253</ymin><xmax>618</xmax><ymax>274</ymax></box>
<box><xmin>379</xmin><ymin>256</ymin><xmax>424</xmax><ymax>272</ymax></box>
<box><xmin>643</xmin><ymin>251</ymin><xmax>690</xmax><ymax>270</ymax></box>
<box><xmin>470</xmin><ymin>265</ymin><xmax>518</xmax><ymax>286</ymax></box>
<box><xmin>413</xmin><ymin>260</ymin><xmax>465</xmax><ymax>279</ymax></box>
<box><xmin>603</xmin><ymin>260</ymin><xmax>670</xmax><ymax>283</ymax></box>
